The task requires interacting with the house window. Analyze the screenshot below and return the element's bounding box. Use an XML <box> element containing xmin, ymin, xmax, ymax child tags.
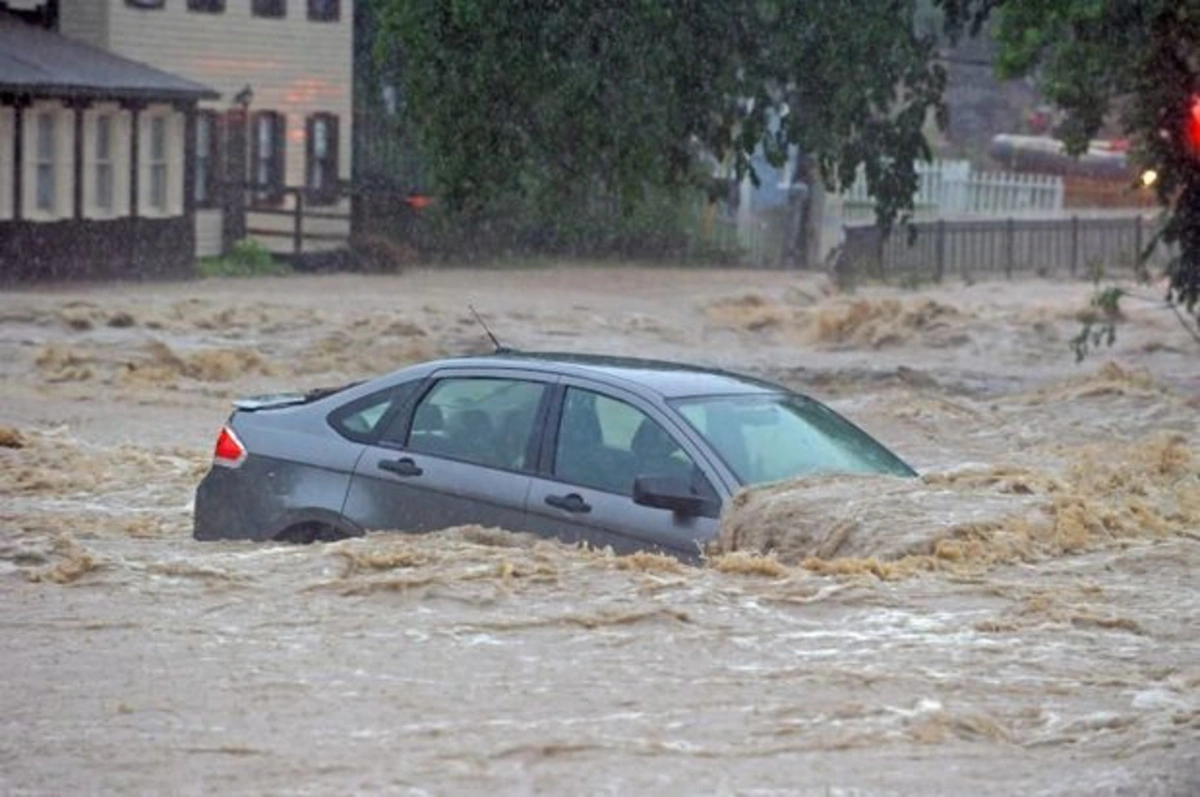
<box><xmin>306</xmin><ymin>113</ymin><xmax>338</xmax><ymax>204</ymax></box>
<box><xmin>95</xmin><ymin>114</ymin><xmax>115</xmax><ymax>212</ymax></box>
<box><xmin>251</xmin><ymin>111</ymin><xmax>285</xmax><ymax>204</ymax></box>
<box><xmin>148</xmin><ymin>115</ymin><xmax>168</xmax><ymax>211</ymax></box>
<box><xmin>253</xmin><ymin>0</ymin><xmax>286</xmax><ymax>17</ymax></box>
<box><xmin>308</xmin><ymin>0</ymin><xmax>338</xmax><ymax>22</ymax></box>
<box><xmin>187</xmin><ymin>0</ymin><xmax>224</xmax><ymax>12</ymax></box>
<box><xmin>125</xmin><ymin>0</ymin><xmax>165</xmax><ymax>8</ymax></box>
<box><xmin>195</xmin><ymin>111</ymin><xmax>219</xmax><ymax>207</ymax></box>
<box><xmin>35</xmin><ymin>112</ymin><xmax>56</xmax><ymax>212</ymax></box>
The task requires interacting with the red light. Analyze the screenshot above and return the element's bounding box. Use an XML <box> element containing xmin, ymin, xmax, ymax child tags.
<box><xmin>213</xmin><ymin>426</ymin><xmax>246</xmax><ymax>467</ymax></box>
<box><xmin>1186</xmin><ymin>95</ymin><xmax>1200</xmax><ymax>154</ymax></box>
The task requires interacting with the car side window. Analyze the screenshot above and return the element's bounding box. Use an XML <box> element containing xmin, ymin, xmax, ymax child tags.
<box><xmin>328</xmin><ymin>380</ymin><xmax>421</xmax><ymax>442</ymax></box>
<box><xmin>405</xmin><ymin>377</ymin><xmax>546</xmax><ymax>471</ymax></box>
<box><xmin>553</xmin><ymin>387</ymin><xmax>709</xmax><ymax>496</ymax></box>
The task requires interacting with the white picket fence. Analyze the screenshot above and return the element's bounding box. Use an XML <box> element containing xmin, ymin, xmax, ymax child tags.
<box><xmin>839</xmin><ymin>159</ymin><xmax>1064</xmax><ymax>223</ymax></box>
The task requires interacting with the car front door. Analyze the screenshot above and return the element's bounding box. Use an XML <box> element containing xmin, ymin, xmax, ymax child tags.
<box><xmin>341</xmin><ymin>370</ymin><xmax>554</xmax><ymax>535</ymax></box>
<box><xmin>524</xmin><ymin>382</ymin><xmax>723</xmax><ymax>558</ymax></box>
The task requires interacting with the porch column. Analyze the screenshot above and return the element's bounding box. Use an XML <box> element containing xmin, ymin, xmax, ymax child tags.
<box><xmin>69</xmin><ymin>98</ymin><xmax>90</xmax><ymax>220</ymax></box>
<box><xmin>125</xmin><ymin>100</ymin><xmax>144</xmax><ymax>218</ymax></box>
<box><xmin>9</xmin><ymin>95</ymin><xmax>30</xmax><ymax>221</ymax></box>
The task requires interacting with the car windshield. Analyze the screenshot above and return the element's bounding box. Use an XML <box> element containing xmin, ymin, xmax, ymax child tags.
<box><xmin>671</xmin><ymin>393</ymin><xmax>915</xmax><ymax>485</ymax></box>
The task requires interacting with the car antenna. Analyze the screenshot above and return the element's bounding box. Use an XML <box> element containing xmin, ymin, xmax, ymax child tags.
<box><xmin>468</xmin><ymin>305</ymin><xmax>512</xmax><ymax>354</ymax></box>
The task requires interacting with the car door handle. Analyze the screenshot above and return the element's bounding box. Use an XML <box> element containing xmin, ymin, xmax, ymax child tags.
<box><xmin>545</xmin><ymin>493</ymin><xmax>591</xmax><ymax>514</ymax></box>
<box><xmin>378</xmin><ymin>457</ymin><xmax>423</xmax><ymax>477</ymax></box>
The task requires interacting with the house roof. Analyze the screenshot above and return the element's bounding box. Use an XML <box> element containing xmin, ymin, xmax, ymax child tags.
<box><xmin>0</xmin><ymin>14</ymin><xmax>218</xmax><ymax>102</ymax></box>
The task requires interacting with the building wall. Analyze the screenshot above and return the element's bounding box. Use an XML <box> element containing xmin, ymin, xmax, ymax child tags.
<box><xmin>95</xmin><ymin>0</ymin><xmax>354</xmax><ymax>256</ymax></box>
<box><xmin>0</xmin><ymin>96</ymin><xmax>193</xmax><ymax>281</ymax></box>
<box><xmin>58</xmin><ymin>0</ymin><xmax>108</xmax><ymax>49</ymax></box>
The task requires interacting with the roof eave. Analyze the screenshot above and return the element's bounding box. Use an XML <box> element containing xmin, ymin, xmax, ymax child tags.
<box><xmin>0</xmin><ymin>83</ymin><xmax>220</xmax><ymax>102</ymax></box>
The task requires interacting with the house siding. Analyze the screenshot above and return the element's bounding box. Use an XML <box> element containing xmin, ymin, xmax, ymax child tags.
<box><xmin>57</xmin><ymin>0</ymin><xmax>109</xmax><ymax>49</ymax></box>
<box><xmin>104</xmin><ymin>0</ymin><xmax>354</xmax><ymax>254</ymax></box>
<box><xmin>196</xmin><ymin>208</ymin><xmax>223</xmax><ymax>258</ymax></box>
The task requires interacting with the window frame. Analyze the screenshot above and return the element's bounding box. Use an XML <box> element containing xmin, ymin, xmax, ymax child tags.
<box><xmin>252</xmin><ymin>0</ymin><xmax>287</xmax><ymax>18</ymax></box>
<box><xmin>94</xmin><ymin>113</ymin><xmax>115</xmax><ymax>213</ymax></box>
<box><xmin>194</xmin><ymin>110</ymin><xmax>220</xmax><ymax>209</ymax></box>
<box><xmin>546</xmin><ymin>383</ymin><xmax>715</xmax><ymax>499</ymax></box>
<box><xmin>250</xmin><ymin>110</ymin><xmax>286</xmax><ymax>206</ymax></box>
<box><xmin>386</xmin><ymin>373</ymin><xmax>554</xmax><ymax>474</ymax></box>
<box><xmin>146</xmin><ymin>114</ymin><xmax>169</xmax><ymax>212</ymax></box>
<box><xmin>305</xmin><ymin>112</ymin><xmax>339</xmax><ymax>205</ymax></box>
<box><xmin>307</xmin><ymin>0</ymin><xmax>339</xmax><ymax>22</ymax></box>
<box><xmin>186</xmin><ymin>0</ymin><xmax>225</xmax><ymax>13</ymax></box>
<box><xmin>34</xmin><ymin>110</ymin><xmax>56</xmax><ymax>213</ymax></box>
<box><xmin>328</xmin><ymin>380</ymin><xmax>423</xmax><ymax>445</ymax></box>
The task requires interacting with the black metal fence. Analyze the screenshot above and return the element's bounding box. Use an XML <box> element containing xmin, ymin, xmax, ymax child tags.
<box><xmin>839</xmin><ymin>214</ymin><xmax>1169</xmax><ymax>281</ymax></box>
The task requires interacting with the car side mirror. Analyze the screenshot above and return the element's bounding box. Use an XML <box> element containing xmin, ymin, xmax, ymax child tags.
<box><xmin>632</xmin><ymin>474</ymin><xmax>711</xmax><ymax>517</ymax></box>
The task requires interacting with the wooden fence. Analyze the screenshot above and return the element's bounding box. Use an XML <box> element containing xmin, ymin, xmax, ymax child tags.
<box><xmin>839</xmin><ymin>213</ymin><xmax>1169</xmax><ymax>281</ymax></box>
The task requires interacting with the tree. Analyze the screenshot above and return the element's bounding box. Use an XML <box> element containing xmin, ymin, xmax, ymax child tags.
<box><xmin>940</xmin><ymin>0</ymin><xmax>1200</xmax><ymax>351</ymax></box>
<box><xmin>373</xmin><ymin>0</ymin><xmax>947</xmax><ymax>259</ymax></box>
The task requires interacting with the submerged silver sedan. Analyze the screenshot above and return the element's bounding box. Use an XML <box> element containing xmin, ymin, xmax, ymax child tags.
<box><xmin>194</xmin><ymin>353</ymin><xmax>915</xmax><ymax>557</ymax></box>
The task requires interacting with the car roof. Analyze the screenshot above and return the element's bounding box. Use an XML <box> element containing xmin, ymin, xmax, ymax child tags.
<box><xmin>427</xmin><ymin>351</ymin><xmax>784</xmax><ymax>399</ymax></box>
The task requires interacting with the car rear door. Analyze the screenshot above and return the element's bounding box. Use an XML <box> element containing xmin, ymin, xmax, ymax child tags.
<box><xmin>523</xmin><ymin>380</ymin><xmax>723</xmax><ymax>558</ymax></box>
<box><xmin>341</xmin><ymin>368</ymin><xmax>555</xmax><ymax>535</ymax></box>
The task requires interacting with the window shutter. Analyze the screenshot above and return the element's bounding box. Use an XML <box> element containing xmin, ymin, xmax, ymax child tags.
<box><xmin>327</xmin><ymin>115</ymin><xmax>339</xmax><ymax>198</ymax></box>
<box><xmin>0</xmin><ymin>106</ymin><xmax>12</xmax><ymax>220</ymax></box>
<box><xmin>168</xmin><ymin>111</ymin><xmax>185</xmax><ymax>216</ymax></box>
<box><xmin>305</xmin><ymin>114</ymin><xmax>315</xmax><ymax>194</ymax></box>
<box><xmin>58</xmin><ymin>104</ymin><xmax>74</xmax><ymax>219</ymax></box>
<box><xmin>114</xmin><ymin>110</ymin><xmax>131</xmax><ymax>218</ymax></box>
<box><xmin>272</xmin><ymin>112</ymin><xmax>286</xmax><ymax>200</ymax></box>
<box><xmin>138</xmin><ymin>111</ymin><xmax>151</xmax><ymax>217</ymax></box>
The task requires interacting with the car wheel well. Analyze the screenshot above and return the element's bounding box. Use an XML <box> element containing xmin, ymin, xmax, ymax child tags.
<box><xmin>274</xmin><ymin>521</ymin><xmax>358</xmax><ymax>545</ymax></box>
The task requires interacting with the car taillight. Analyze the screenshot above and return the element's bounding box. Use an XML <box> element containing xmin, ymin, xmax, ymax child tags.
<box><xmin>213</xmin><ymin>425</ymin><xmax>247</xmax><ymax>468</ymax></box>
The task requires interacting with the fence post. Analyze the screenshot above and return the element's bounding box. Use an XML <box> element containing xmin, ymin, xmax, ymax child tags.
<box><xmin>934</xmin><ymin>219</ymin><xmax>946</xmax><ymax>282</ymax></box>
<box><xmin>1070</xmin><ymin>215</ymin><xmax>1080</xmax><ymax>277</ymax></box>
<box><xmin>293</xmin><ymin>189</ymin><xmax>304</xmax><ymax>259</ymax></box>
<box><xmin>1134</xmin><ymin>214</ymin><xmax>1144</xmax><ymax>264</ymax></box>
<box><xmin>1005</xmin><ymin>217</ymin><xmax>1015</xmax><ymax>279</ymax></box>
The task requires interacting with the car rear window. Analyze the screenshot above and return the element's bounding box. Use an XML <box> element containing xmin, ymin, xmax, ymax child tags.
<box><xmin>328</xmin><ymin>380</ymin><xmax>421</xmax><ymax>443</ymax></box>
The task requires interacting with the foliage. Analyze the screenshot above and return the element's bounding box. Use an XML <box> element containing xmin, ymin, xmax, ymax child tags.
<box><xmin>372</xmin><ymin>0</ymin><xmax>947</xmax><ymax>257</ymax></box>
<box><xmin>940</xmin><ymin>0</ymin><xmax>1200</xmax><ymax>351</ymax></box>
<box><xmin>197</xmin><ymin>239</ymin><xmax>291</xmax><ymax>278</ymax></box>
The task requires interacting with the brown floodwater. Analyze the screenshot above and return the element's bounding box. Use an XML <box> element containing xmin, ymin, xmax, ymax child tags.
<box><xmin>2</xmin><ymin>267</ymin><xmax>1198</xmax><ymax>795</ymax></box>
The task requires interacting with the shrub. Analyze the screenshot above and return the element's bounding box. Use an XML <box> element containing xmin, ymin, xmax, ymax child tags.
<box><xmin>197</xmin><ymin>238</ymin><xmax>291</xmax><ymax>278</ymax></box>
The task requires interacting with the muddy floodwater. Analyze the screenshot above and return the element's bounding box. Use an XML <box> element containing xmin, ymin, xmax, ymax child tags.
<box><xmin>2</xmin><ymin>267</ymin><xmax>1198</xmax><ymax>795</ymax></box>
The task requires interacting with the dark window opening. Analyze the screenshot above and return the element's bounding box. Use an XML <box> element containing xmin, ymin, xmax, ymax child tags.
<box><xmin>195</xmin><ymin>111</ymin><xmax>220</xmax><ymax>208</ymax></box>
<box><xmin>186</xmin><ymin>0</ymin><xmax>225</xmax><ymax>13</ymax></box>
<box><xmin>307</xmin><ymin>0</ymin><xmax>339</xmax><ymax>22</ymax></box>
<box><xmin>125</xmin><ymin>0</ymin><xmax>165</xmax><ymax>9</ymax></box>
<box><xmin>252</xmin><ymin>0</ymin><xmax>287</xmax><ymax>18</ymax></box>
<box><xmin>305</xmin><ymin>113</ymin><xmax>339</xmax><ymax>205</ymax></box>
<box><xmin>250</xmin><ymin>111</ymin><xmax>285</xmax><ymax>206</ymax></box>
